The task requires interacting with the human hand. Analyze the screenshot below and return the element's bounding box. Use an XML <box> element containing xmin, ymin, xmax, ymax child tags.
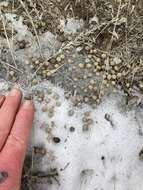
<box><xmin>0</xmin><ymin>89</ymin><xmax>34</xmax><ymax>190</ymax></box>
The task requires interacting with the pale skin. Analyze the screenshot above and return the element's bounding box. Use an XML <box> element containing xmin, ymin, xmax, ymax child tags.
<box><xmin>0</xmin><ymin>88</ymin><xmax>35</xmax><ymax>190</ymax></box>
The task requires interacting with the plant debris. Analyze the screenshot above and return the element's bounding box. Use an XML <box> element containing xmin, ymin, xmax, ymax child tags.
<box><xmin>0</xmin><ymin>0</ymin><xmax>143</xmax><ymax>189</ymax></box>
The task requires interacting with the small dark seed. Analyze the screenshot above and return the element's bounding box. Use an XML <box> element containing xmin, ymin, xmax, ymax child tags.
<box><xmin>139</xmin><ymin>149</ymin><xmax>143</xmax><ymax>160</ymax></box>
<box><xmin>101</xmin><ymin>156</ymin><xmax>105</xmax><ymax>160</ymax></box>
<box><xmin>69</xmin><ymin>126</ymin><xmax>75</xmax><ymax>132</ymax></box>
<box><xmin>53</xmin><ymin>137</ymin><xmax>61</xmax><ymax>143</ymax></box>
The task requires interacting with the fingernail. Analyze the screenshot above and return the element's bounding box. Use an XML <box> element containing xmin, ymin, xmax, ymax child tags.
<box><xmin>9</xmin><ymin>88</ymin><xmax>20</xmax><ymax>96</ymax></box>
<box><xmin>23</xmin><ymin>100</ymin><xmax>33</xmax><ymax>108</ymax></box>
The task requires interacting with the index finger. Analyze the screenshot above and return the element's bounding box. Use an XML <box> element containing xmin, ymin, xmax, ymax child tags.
<box><xmin>2</xmin><ymin>100</ymin><xmax>35</xmax><ymax>169</ymax></box>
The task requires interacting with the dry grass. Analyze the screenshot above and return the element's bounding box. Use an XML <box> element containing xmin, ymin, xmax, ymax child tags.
<box><xmin>0</xmin><ymin>1</ymin><xmax>142</xmax><ymax>104</ymax></box>
<box><xmin>0</xmin><ymin>0</ymin><xmax>143</xmax><ymax>188</ymax></box>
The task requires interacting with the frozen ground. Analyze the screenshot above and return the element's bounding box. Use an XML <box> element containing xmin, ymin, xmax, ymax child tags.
<box><xmin>0</xmin><ymin>1</ymin><xmax>143</xmax><ymax>190</ymax></box>
<box><xmin>32</xmin><ymin>83</ymin><xmax>143</xmax><ymax>190</ymax></box>
<box><xmin>1</xmin><ymin>79</ymin><xmax>143</xmax><ymax>190</ymax></box>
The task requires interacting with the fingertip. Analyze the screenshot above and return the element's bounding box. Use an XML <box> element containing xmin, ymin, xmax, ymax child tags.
<box><xmin>22</xmin><ymin>100</ymin><xmax>35</xmax><ymax>111</ymax></box>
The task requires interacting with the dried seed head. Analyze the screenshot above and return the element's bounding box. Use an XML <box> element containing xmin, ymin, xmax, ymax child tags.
<box><xmin>73</xmin><ymin>78</ymin><xmax>78</xmax><ymax>82</ymax></box>
<box><xmin>117</xmin><ymin>73</ymin><xmax>122</xmax><ymax>78</ymax></box>
<box><xmin>68</xmin><ymin>109</ymin><xmax>74</xmax><ymax>116</ymax></box>
<box><xmin>114</xmin><ymin>66</ymin><xmax>118</xmax><ymax>71</ymax></box>
<box><xmin>139</xmin><ymin>82</ymin><xmax>143</xmax><ymax>89</ymax></box>
<box><xmin>126</xmin><ymin>83</ymin><xmax>130</xmax><ymax>88</ymax></box>
<box><xmin>102</xmin><ymin>65</ymin><xmax>105</xmax><ymax>70</ymax></box>
<box><xmin>85</xmin><ymin>58</ymin><xmax>90</xmax><ymax>63</ymax></box>
<box><xmin>111</xmin><ymin>81</ymin><xmax>116</xmax><ymax>86</ymax></box>
<box><xmin>93</xmin><ymin>69</ymin><xmax>97</xmax><ymax>73</ymax></box>
<box><xmin>87</xmin><ymin>118</ymin><xmax>94</xmax><ymax>125</ymax></box>
<box><xmin>42</xmin><ymin>106</ymin><xmax>48</xmax><ymax>112</ymax></box>
<box><xmin>55</xmin><ymin>101</ymin><xmax>61</xmax><ymax>107</ymax></box>
<box><xmin>85</xmin><ymin>46</ymin><xmax>90</xmax><ymax>51</ymax></box>
<box><xmin>102</xmin><ymin>80</ymin><xmax>107</xmax><ymax>85</ymax></box>
<box><xmin>42</xmin><ymin>70</ymin><xmax>46</xmax><ymax>75</ymax></box>
<box><xmin>88</xmin><ymin>85</ymin><xmax>93</xmax><ymax>90</ymax></box>
<box><xmin>110</xmin><ymin>61</ymin><xmax>115</xmax><ymax>66</ymax></box>
<box><xmin>93</xmin><ymin>49</ymin><xmax>97</xmax><ymax>54</ymax></box>
<box><xmin>101</xmin><ymin>54</ymin><xmax>107</xmax><ymax>59</ymax></box>
<box><xmin>88</xmin><ymin>73</ymin><xmax>92</xmax><ymax>77</ymax></box>
<box><xmin>96</xmin><ymin>65</ymin><xmax>101</xmax><ymax>70</ymax></box>
<box><xmin>35</xmin><ymin>60</ymin><xmax>40</xmax><ymax>64</ymax></box>
<box><xmin>94</xmin><ymin>62</ymin><xmax>99</xmax><ymax>66</ymax></box>
<box><xmin>84</xmin><ymin>97</ymin><xmax>89</xmax><ymax>103</ymax></box>
<box><xmin>127</xmin><ymin>64</ymin><xmax>131</xmax><ymax>69</ymax></box>
<box><xmin>113</xmin><ymin>57</ymin><xmax>122</xmax><ymax>64</ymax></box>
<box><xmin>107</xmin><ymin>74</ymin><xmax>112</xmax><ymax>80</ymax></box>
<box><xmin>30</xmin><ymin>65</ymin><xmax>34</xmax><ymax>69</ymax></box>
<box><xmin>82</xmin><ymin>117</ymin><xmax>88</xmax><ymax>123</ymax></box>
<box><xmin>112</xmin><ymin>75</ymin><xmax>117</xmax><ymax>80</ymax></box>
<box><xmin>86</xmin><ymin>63</ymin><xmax>92</xmax><ymax>68</ymax></box>
<box><xmin>89</xmin><ymin>49</ymin><xmax>93</xmax><ymax>54</ymax></box>
<box><xmin>32</xmin><ymin>79</ymin><xmax>38</xmax><ymax>85</ymax></box>
<box><xmin>96</xmin><ymin>58</ymin><xmax>101</xmax><ymax>63</ymax></box>
<box><xmin>68</xmin><ymin>67</ymin><xmax>72</xmax><ymax>71</ymax></box>
<box><xmin>48</xmin><ymin>107</ymin><xmax>54</xmax><ymax>118</ymax></box>
<box><xmin>84</xmin><ymin>111</ymin><xmax>91</xmax><ymax>117</ymax></box>
<box><xmin>82</xmin><ymin>124</ymin><xmax>90</xmax><ymax>131</ymax></box>
<box><xmin>89</xmin><ymin>79</ymin><xmax>95</xmax><ymax>84</ymax></box>
<box><xmin>68</xmin><ymin>59</ymin><xmax>72</xmax><ymax>63</ymax></box>
<box><xmin>84</xmin><ymin>89</ymin><xmax>88</xmax><ymax>93</ymax></box>
<box><xmin>78</xmin><ymin>63</ymin><xmax>84</xmax><ymax>68</ymax></box>
<box><xmin>106</xmin><ymin>83</ymin><xmax>109</xmax><ymax>87</ymax></box>
<box><xmin>9</xmin><ymin>70</ymin><xmax>14</xmax><ymax>76</ymax></box>
<box><xmin>55</xmin><ymin>64</ymin><xmax>59</xmax><ymax>68</ymax></box>
<box><xmin>56</xmin><ymin>57</ymin><xmax>61</xmax><ymax>62</ymax></box>
<box><xmin>60</xmin><ymin>54</ymin><xmax>65</xmax><ymax>59</ymax></box>
<box><xmin>100</xmin><ymin>90</ymin><xmax>104</xmax><ymax>96</ymax></box>
<box><xmin>41</xmin><ymin>22</ymin><xmax>46</xmax><ymax>27</ymax></box>
<box><xmin>53</xmin><ymin>93</ymin><xmax>60</xmax><ymax>100</ymax></box>
<box><xmin>93</xmin><ymin>95</ymin><xmax>97</xmax><ymax>100</ymax></box>
<box><xmin>88</xmin><ymin>54</ymin><xmax>92</xmax><ymax>59</ymax></box>
<box><xmin>83</xmin><ymin>75</ymin><xmax>87</xmax><ymax>79</ymax></box>
<box><xmin>47</xmin><ymin>72</ymin><xmax>51</xmax><ymax>77</ymax></box>
<box><xmin>45</xmin><ymin>61</ymin><xmax>50</xmax><ymax>66</ymax></box>
<box><xmin>96</xmin><ymin>99</ymin><xmax>100</xmax><ymax>104</ymax></box>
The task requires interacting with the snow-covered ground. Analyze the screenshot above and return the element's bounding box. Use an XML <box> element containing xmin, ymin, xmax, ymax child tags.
<box><xmin>1</xmin><ymin>80</ymin><xmax>143</xmax><ymax>190</ymax></box>
<box><xmin>30</xmin><ymin>82</ymin><xmax>143</xmax><ymax>190</ymax></box>
<box><xmin>1</xmin><ymin>10</ymin><xmax>143</xmax><ymax>190</ymax></box>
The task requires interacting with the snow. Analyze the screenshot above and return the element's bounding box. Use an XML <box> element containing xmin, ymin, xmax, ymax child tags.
<box><xmin>5</xmin><ymin>13</ymin><xmax>28</xmax><ymax>39</ymax></box>
<box><xmin>29</xmin><ymin>81</ymin><xmax>143</xmax><ymax>190</ymax></box>
<box><xmin>0</xmin><ymin>55</ymin><xmax>143</xmax><ymax>190</ymax></box>
<box><xmin>0</xmin><ymin>77</ymin><xmax>143</xmax><ymax>190</ymax></box>
<box><xmin>60</xmin><ymin>18</ymin><xmax>84</xmax><ymax>34</ymax></box>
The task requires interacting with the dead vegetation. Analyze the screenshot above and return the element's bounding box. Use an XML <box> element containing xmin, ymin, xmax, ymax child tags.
<box><xmin>21</xmin><ymin>146</ymin><xmax>60</xmax><ymax>190</ymax></box>
<box><xmin>0</xmin><ymin>0</ymin><xmax>142</xmax><ymax>105</ymax></box>
<box><xmin>0</xmin><ymin>0</ymin><xmax>143</xmax><ymax>189</ymax></box>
